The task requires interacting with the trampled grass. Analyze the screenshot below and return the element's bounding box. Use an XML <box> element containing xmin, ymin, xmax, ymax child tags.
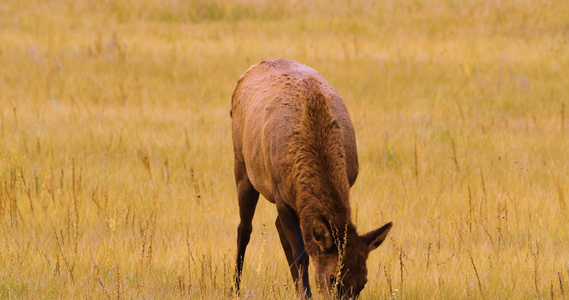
<box><xmin>1</xmin><ymin>0</ymin><xmax>568</xmax><ymax>298</ymax></box>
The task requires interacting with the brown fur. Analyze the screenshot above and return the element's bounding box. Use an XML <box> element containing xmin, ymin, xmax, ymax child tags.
<box><xmin>231</xmin><ymin>59</ymin><xmax>392</xmax><ymax>298</ymax></box>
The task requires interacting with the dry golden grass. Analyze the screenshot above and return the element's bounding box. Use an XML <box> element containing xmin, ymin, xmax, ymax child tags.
<box><xmin>1</xmin><ymin>0</ymin><xmax>568</xmax><ymax>298</ymax></box>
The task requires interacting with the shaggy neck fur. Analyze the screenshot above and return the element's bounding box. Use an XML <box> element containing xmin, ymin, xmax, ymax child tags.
<box><xmin>285</xmin><ymin>76</ymin><xmax>354</xmax><ymax>251</ymax></box>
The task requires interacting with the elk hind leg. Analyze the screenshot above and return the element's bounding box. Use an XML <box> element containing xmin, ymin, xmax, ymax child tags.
<box><xmin>233</xmin><ymin>178</ymin><xmax>260</xmax><ymax>293</ymax></box>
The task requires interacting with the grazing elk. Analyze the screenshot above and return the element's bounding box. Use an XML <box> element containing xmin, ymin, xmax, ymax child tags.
<box><xmin>231</xmin><ymin>59</ymin><xmax>392</xmax><ymax>298</ymax></box>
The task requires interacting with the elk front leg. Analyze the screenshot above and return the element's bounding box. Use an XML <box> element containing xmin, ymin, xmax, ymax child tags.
<box><xmin>276</xmin><ymin>203</ymin><xmax>311</xmax><ymax>298</ymax></box>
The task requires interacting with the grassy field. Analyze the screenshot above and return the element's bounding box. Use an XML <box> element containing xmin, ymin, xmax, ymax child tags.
<box><xmin>1</xmin><ymin>0</ymin><xmax>568</xmax><ymax>298</ymax></box>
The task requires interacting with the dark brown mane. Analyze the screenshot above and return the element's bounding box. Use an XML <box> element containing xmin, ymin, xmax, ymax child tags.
<box><xmin>285</xmin><ymin>76</ymin><xmax>353</xmax><ymax>243</ymax></box>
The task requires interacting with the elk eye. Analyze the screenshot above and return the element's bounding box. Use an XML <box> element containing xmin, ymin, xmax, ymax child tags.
<box><xmin>330</xmin><ymin>275</ymin><xmax>335</xmax><ymax>284</ymax></box>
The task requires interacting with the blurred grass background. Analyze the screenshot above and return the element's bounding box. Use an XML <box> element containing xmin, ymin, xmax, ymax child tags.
<box><xmin>1</xmin><ymin>0</ymin><xmax>568</xmax><ymax>298</ymax></box>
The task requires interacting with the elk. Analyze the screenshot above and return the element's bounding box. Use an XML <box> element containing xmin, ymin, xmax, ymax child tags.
<box><xmin>231</xmin><ymin>59</ymin><xmax>392</xmax><ymax>298</ymax></box>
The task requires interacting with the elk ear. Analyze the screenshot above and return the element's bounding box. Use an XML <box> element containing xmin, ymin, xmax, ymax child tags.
<box><xmin>362</xmin><ymin>222</ymin><xmax>392</xmax><ymax>252</ymax></box>
<box><xmin>312</xmin><ymin>216</ymin><xmax>333</xmax><ymax>252</ymax></box>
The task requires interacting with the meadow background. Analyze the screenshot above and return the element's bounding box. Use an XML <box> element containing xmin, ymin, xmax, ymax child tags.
<box><xmin>1</xmin><ymin>0</ymin><xmax>568</xmax><ymax>298</ymax></box>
